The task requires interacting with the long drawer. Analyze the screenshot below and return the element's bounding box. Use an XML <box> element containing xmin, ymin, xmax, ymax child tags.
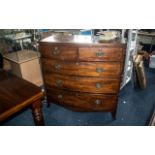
<box><xmin>42</xmin><ymin>58</ymin><xmax>121</xmax><ymax>78</ymax></box>
<box><xmin>44</xmin><ymin>74</ymin><xmax>119</xmax><ymax>94</ymax></box>
<box><xmin>46</xmin><ymin>88</ymin><xmax>117</xmax><ymax>111</ymax></box>
<box><xmin>79</xmin><ymin>47</ymin><xmax>123</xmax><ymax>61</ymax></box>
<box><xmin>40</xmin><ymin>44</ymin><xmax>78</xmax><ymax>61</ymax></box>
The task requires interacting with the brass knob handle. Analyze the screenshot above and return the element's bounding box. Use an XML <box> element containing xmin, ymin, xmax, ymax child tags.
<box><xmin>55</xmin><ymin>64</ymin><xmax>61</xmax><ymax>70</ymax></box>
<box><xmin>96</xmin><ymin>68</ymin><xmax>104</xmax><ymax>73</ymax></box>
<box><xmin>95</xmin><ymin>99</ymin><xmax>102</xmax><ymax>105</ymax></box>
<box><xmin>75</xmin><ymin>77</ymin><xmax>79</xmax><ymax>81</ymax></box>
<box><xmin>56</xmin><ymin>79</ymin><xmax>62</xmax><ymax>86</ymax></box>
<box><xmin>75</xmin><ymin>62</ymin><xmax>79</xmax><ymax>66</ymax></box>
<box><xmin>96</xmin><ymin>83</ymin><xmax>102</xmax><ymax>89</ymax></box>
<box><xmin>58</xmin><ymin>94</ymin><xmax>63</xmax><ymax>99</ymax></box>
<box><xmin>96</xmin><ymin>51</ymin><xmax>104</xmax><ymax>57</ymax></box>
<box><xmin>53</xmin><ymin>47</ymin><xmax>60</xmax><ymax>55</ymax></box>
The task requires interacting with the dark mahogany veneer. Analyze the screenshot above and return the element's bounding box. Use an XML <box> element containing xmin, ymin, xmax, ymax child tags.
<box><xmin>39</xmin><ymin>35</ymin><xmax>126</xmax><ymax>119</ymax></box>
<box><xmin>0</xmin><ymin>69</ymin><xmax>44</xmax><ymax>125</ymax></box>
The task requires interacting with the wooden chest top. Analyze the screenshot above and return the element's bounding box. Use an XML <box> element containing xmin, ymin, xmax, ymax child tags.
<box><xmin>40</xmin><ymin>35</ymin><xmax>126</xmax><ymax>47</ymax></box>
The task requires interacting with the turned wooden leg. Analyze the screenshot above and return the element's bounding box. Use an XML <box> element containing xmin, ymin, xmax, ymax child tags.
<box><xmin>31</xmin><ymin>99</ymin><xmax>45</xmax><ymax>126</ymax></box>
<box><xmin>112</xmin><ymin>111</ymin><xmax>116</xmax><ymax>120</ymax></box>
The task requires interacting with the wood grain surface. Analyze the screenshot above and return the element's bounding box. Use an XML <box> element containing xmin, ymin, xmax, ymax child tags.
<box><xmin>39</xmin><ymin>36</ymin><xmax>126</xmax><ymax>115</ymax></box>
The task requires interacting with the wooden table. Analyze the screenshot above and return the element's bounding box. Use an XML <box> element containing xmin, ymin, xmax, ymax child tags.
<box><xmin>0</xmin><ymin>69</ymin><xmax>44</xmax><ymax>125</ymax></box>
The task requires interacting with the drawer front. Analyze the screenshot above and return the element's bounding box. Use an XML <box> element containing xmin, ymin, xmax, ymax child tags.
<box><xmin>42</xmin><ymin>59</ymin><xmax>121</xmax><ymax>77</ymax></box>
<box><xmin>46</xmin><ymin>88</ymin><xmax>117</xmax><ymax>111</ymax></box>
<box><xmin>40</xmin><ymin>44</ymin><xmax>78</xmax><ymax>60</ymax></box>
<box><xmin>44</xmin><ymin>74</ymin><xmax>119</xmax><ymax>94</ymax></box>
<box><xmin>79</xmin><ymin>47</ymin><xmax>123</xmax><ymax>61</ymax></box>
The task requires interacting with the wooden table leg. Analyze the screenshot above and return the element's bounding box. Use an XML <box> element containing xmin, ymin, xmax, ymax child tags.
<box><xmin>31</xmin><ymin>99</ymin><xmax>45</xmax><ymax>126</ymax></box>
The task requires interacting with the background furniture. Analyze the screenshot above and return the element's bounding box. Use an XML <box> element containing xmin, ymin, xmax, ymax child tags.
<box><xmin>5</xmin><ymin>32</ymin><xmax>32</xmax><ymax>50</ymax></box>
<box><xmin>138</xmin><ymin>31</ymin><xmax>155</xmax><ymax>52</ymax></box>
<box><xmin>3</xmin><ymin>50</ymin><xmax>43</xmax><ymax>86</ymax></box>
<box><xmin>121</xmin><ymin>29</ymin><xmax>139</xmax><ymax>89</ymax></box>
<box><xmin>0</xmin><ymin>69</ymin><xmax>44</xmax><ymax>125</ymax></box>
<box><xmin>40</xmin><ymin>35</ymin><xmax>126</xmax><ymax>118</ymax></box>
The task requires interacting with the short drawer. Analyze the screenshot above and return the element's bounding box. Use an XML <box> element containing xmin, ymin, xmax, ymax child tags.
<box><xmin>46</xmin><ymin>88</ymin><xmax>117</xmax><ymax>111</ymax></box>
<box><xmin>41</xmin><ymin>58</ymin><xmax>121</xmax><ymax>78</ymax></box>
<box><xmin>79</xmin><ymin>47</ymin><xmax>123</xmax><ymax>61</ymax></box>
<box><xmin>40</xmin><ymin>44</ymin><xmax>78</xmax><ymax>61</ymax></box>
<box><xmin>44</xmin><ymin>74</ymin><xmax>120</xmax><ymax>94</ymax></box>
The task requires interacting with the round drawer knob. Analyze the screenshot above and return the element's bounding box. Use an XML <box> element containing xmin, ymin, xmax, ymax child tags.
<box><xmin>96</xmin><ymin>83</ymin><xmax>102</xmax><ymax>89</ymax></box>
<box><xmin>96</xmin><ymin>51</ymin><xmax>104</xmax><ymax>57</ymax></box>
<box><xmin>56</xmin><ymin>79</ymin><xmax>62</xmax><ymax>86</ymax></box>
<box><xmin>95</xmin><ymin>99</ymin><xmax>102</xmax><ymax>105</ymax></box>
<box><xmin>75</xmin><ymin>77</ymin><xmax>79</xmax><ymax>80</ymax></box>
<box><xmin>53</xmin><ymin>47</ymin><xmax>60</xmax><ymax>55</ymax></box>
<box><xmin>96</xmin><ymin>68</ymin><xmax>104</xmax><ymax>73</ymax></box>
<box><xmin>75</xmin><ymin>62</ymin><xmax>79</xmax><ymax>66</ymax></box>
<box><xmin>58</xmin><ymin>94</ymin><xmax>63</xmax><ymax>99</ymax></box>
<box><xmin>55</xmin><ymin>64</ymin><xmax>61</xmax><ymax>70</ymax></box>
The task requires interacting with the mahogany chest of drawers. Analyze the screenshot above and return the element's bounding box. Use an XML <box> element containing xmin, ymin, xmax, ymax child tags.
<box><xmin>39</xmin><ymin>35</ymin><xmax>126</xmax><ymax>119</ymax></box>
